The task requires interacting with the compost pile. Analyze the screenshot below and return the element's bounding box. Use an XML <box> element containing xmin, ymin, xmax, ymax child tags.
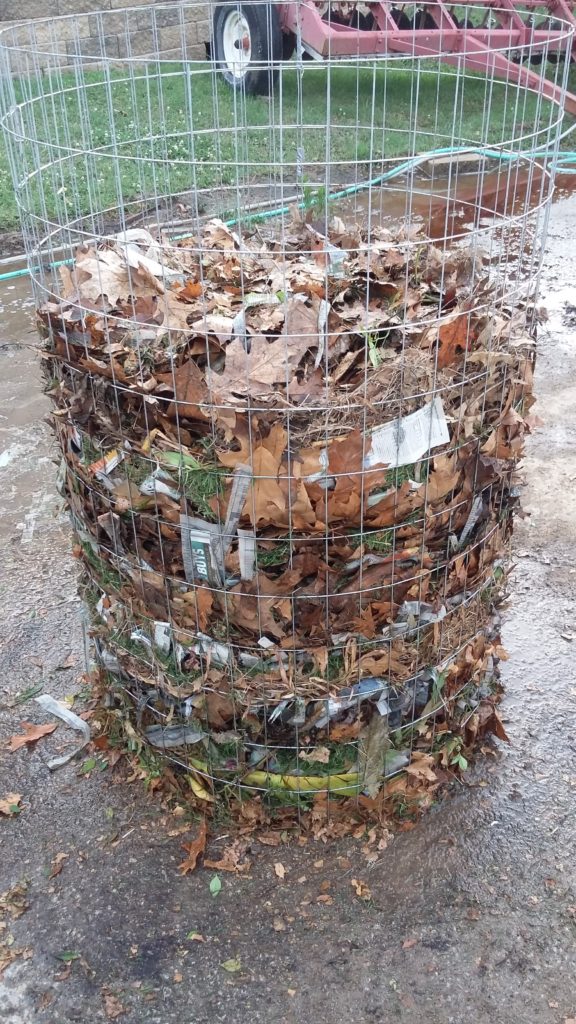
<box><xmin>37</xmin><ymin>212</ymin><xmax>534</xmax><ymax>813</ymax></box>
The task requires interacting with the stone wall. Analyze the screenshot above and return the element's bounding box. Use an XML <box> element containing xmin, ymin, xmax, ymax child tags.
<box><xmin>0</xmin><ymin>1</ymin><xmax>210</xmax><ymax>70</ymax></box>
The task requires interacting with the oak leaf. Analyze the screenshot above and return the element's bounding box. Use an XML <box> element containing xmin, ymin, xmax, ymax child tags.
<box><xmin>8</xmin><ymin>722</ymin><xmax>57</xmax><ymax>752</ymax></box>
<box><xmin>178</xmin><ymin>819</ymin><xmax>207</xmax><ymax>875</ymax></box>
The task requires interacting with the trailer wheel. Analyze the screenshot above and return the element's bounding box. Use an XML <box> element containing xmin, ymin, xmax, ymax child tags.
<box><xmin>391</xmin><ymin>8</ymin><xmax>413</xmax><ymax>29</ymax></box>
<box><xmin>548</xmin><ymin>19</ymin><xmax>564</xmax><ymax>63</ymax></box>
<box><xmin>212</xmin><ymin>3</ymin><xmax>282</xmax><ymax>94</ymax></box>
<box><xmin>282</xmin><ymin>30</ymin><xmax>296</xmax><ymax>61</ymax></box>
<box><xmin>414</xmin><ymin>8</ymin><xmax>436</xmax><ymax>29</ymax></box>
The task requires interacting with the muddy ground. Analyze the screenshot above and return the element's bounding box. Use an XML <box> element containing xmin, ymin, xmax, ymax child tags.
<box><xmin>1</xmin><ymin>196</ymin><xmax>575</xmax><ymax>1024</ymax></box>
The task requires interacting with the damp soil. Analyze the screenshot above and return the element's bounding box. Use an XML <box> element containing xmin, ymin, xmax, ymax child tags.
<box><xmin>0</xmin><ymin>194</ymin><xmax>575</xmax><ymax>1024</ymax></box>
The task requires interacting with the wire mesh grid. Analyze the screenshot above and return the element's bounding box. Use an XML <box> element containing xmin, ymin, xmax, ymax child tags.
<box><xmin>0</xmin><ymin>2</ymin><xmax>572</xmax><ymax>821</ymax></box>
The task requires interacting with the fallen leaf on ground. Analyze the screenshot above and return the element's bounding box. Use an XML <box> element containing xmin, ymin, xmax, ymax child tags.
<box><xmin>287</xmin><ymin>988</ymin><xmax>297</xmax><ymax>997</ymax></box>
<box><xmin>274</xmin><ymin>862</ymin><xmax>286</xmax><ymax>880</ymax></box>
<box><xmin>8</xmin><ymin>722</ymin><xmax>57</xmax><ymax>752</ymax></box>
<box><xmin>466</xmin><ymin>907</ymin><xmax>481</xmax><ymax>921</ymax></box>
<box><xmin>56</xmin><ymin>654</ymin><xmax>77</xmax><ymax>670</ymax></box>
<box><xmin>362</xmin><ymin>845</ymin><xmax>378</xmax><ymax>865</ymax></box>
<box><xmin>272</xmin><ymin>917</ymin><xmax>286</xmax><ymax>931</ymax></box>
<box><xmin>402</xmin><ymin>937</ymin><xmax>418</xmax><ymax>949</ymax></box>
<box><xmin>351</xmin><ymin>878</ymin><xmax>372</xmax><ymax>900</ymax></box>
<box><xmin>54</xmin><ymin>962</ymin><xmax>72</xmax><ymax>982</ymax></box>
<box><xmin>221</xmin><ymin>957</ymin><xmax>242</xmax><ymax>973</ymax></box>
<box><xmin>405</xmin><ymin>751</ymin><xmax>438</xmax><ymax>783</ymax></box>
<box><xmin>103</xmin><ymin>990</ymin><xmax>126</xmax><ymax>1019</ymax></box>
<box><xmin>49</xmin><ymin>852</ymin><xmax>69</xmax><ymax>879</ymax></box>
<box><xmin>209</xmin><ymin>875</ymin><xmax>222</xmax><ymax>897</ymax></box>
<box><xmin>0</xmin><ymin>881</ymin><xmax>28</xmax><ymax>919</ymax></box>
<box><xmin>204</xmin><ymin>839</ymin><xmax>251</xmax><ymax>874</ymax></box>
<box><xmin>56</xmin><ymin>950</ymin><xmax>81</xmax><ymax>963</ymax></box>
<box><xmin>173</xmin><ymin>971</ymin><xmax>183</xmax><ymax>983</ymax></box>
<box><xmin>257</xmin><ymin>830</ymin><xmax>282</xmax><ymax>847</ymax></box>
<box><xmin>0</xmin><ymin>793</ymin><xmax>22</xmax><ymax>816</ymax></box>
<box><xmin>186</xmin><ymin>931</ymin><xmax>205</xmax><ymax>942</ymax></box>
<box><xmin>0</xmin><ymin>945</ymin><xmax>33</xmax><ymax>975</ymax></box>
<box><xmin>178</xmin><ymin>819</ymin><xmax>207</xmax><ymax>875</ymax></box>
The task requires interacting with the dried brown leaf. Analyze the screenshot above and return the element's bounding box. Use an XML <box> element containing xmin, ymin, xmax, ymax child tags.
<box><xmin>190</xmin><ymin>314</ymin><xmax>235</xmax><ymax>342</ymax></box>
<box><xmin>75</xmin><ymin>247</ymin><xmax>154</xmax><ymax>306</ymax></box>
<box><xmin>351</xmin><ymin>878</ymin><xmax>372</xmax><ymax>900</ymax></box>
<box><xmin>0</xmin><ymin>945</ymin><xmax>33</xmax><ymax>976</ymax></box>
<box><xmin>156</xmin><ymin>359</ymin><xmax>208</xmax><ymax>419</ymax></box>
<box><xmin>436</xmin><ymin>314</ymin><xmax>472</xmax><ymax>368</ymax></box>
<box><xmin>178</xmin><ymin>819</ymin><xmax>207</xmax><ymax>875</ymax></box>
<box><xmin>49</xmin><ymin>852</ymin><xmax>69</xmax><ymax>879</ymax></box>
<box><xmin>8</xmin><ymin>722</ymin><xmax>57</xmax><ymax>752</ymax></box>
<box><xmin>204</xmin><ymin>691</ymin><xmax>235</xmax><ymax>729</ymax></box>
<box><xmin>243</xmin><ymin>426</ymin><xmax>287</xmax><ymax>526</ymax></box>
<box><xmin>180</xmin><ymin>585</ymin><xmax>213</xmax><ymax>632</ymax></box>
<box><xmin>405</xmin><ymin>752</ymin><xmax>437</xmax><ymax>783</ymax></box>
<box><xmin>209</xmin><ymin>297</ymin><xmax>319</xmax><ymax>399</ymax></box>
<box><xmin>204</xmin><ymin>839</ymin><xmax>251</xmax><ymax>875</ymax></box>
<box><xmin>299</xmin><ymin>746</ymin><xmax>331</xmax><ymax>764</ymax></box>
<box><xmin>257</xmin><ymin>831</ymin><xmax>282</xmax><ymax>847</ymax></box>
<box><xmin>328</xmin><ymin>720</ymin><xmax>361</xmax><ymax>742</ymax></box>
<box><xmin>177</xmin><ymin>279</ymin><xmax>203</xmax><ymax>301</ymax></box>
<box><xmin>102</xmin><ymin>990</ymin><xmax>126</xmax><ymax>1019</ymax></box>
<box><xmin>0</xmin><ymin>881</ymin><xmax>28</xmax><ymax>919</ymax></box>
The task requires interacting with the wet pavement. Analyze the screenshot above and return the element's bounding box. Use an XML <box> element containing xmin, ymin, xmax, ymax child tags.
<box><xmin>1</xmin><ymin>195</ymin><xmax>576</xmax><ymax>1024</ymax></box>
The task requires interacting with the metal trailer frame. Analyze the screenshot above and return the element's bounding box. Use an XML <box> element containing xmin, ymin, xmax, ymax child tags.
<box><xmin>271</xmin><ymin>1</ymin><xmax>576</xmax><ymax>115</ymax></box>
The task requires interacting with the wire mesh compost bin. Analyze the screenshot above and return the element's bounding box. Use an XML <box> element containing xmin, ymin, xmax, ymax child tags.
<box><xmin>0</xmin><ymin>2</ymin><xmax>571</xmax><ymax>821</ymax></box>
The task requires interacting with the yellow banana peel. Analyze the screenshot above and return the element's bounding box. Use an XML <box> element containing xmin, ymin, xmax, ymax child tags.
<box><xmin>188</xmin><ymin>771</ymin><xmax>215</xmax><ymax>802</ymax></box>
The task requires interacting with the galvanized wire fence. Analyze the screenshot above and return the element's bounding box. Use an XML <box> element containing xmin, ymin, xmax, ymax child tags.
<box><xmin>0</xmin><ymin>2</ymin><xmax>571</xmax><ymax>820</ymax></box>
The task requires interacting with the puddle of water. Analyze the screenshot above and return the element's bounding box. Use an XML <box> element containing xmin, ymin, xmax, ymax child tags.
<box><xmin>336</xmin><ymin>164</ymin><xmax>576</xmax><ymax>240</ymax></box>
<box><xmin>0</xmin><ymin>279</ymin><xmax>57</xmax><ymax>542</ymax></box>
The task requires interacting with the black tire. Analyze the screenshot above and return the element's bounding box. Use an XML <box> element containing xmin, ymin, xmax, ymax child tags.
<box><xmin>391</xmin><ymin>8</ymin><xmax>412</xmax><ymax>29</ymax></box>
<box><xmin>549</xmin><ymin>19</ymin><xmax>561</xmax><ymax>63</ymax></box>
<box><xmin>414</xmin><ymin>8</ymin><xmax>436</xmax><ymax>30</ymax></box>
<box><xmin>212</xmin><ymin>3</ymin><xmax>283</xmax><ymax>95</ymax></box>
<box><xmin>282</xmin><ymin>30</ymin><xmax>296</xmax><ymax>62</ymax></box>
<box><xmin>350</xmin><ymin>10</ymin><xmax>376</xmax><ymax>30</ymax></box>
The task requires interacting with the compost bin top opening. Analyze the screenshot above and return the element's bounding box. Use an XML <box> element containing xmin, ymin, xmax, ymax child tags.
<box><xmin>0</xmin><ymin>2</ymin><xmax>572</xmax><ymax>66</ymax></box>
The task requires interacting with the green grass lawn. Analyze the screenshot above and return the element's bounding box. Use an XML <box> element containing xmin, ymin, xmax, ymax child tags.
<box><xmin>0</xmin><ymin>58</ymin><xmax>573</xmax><ymax>234</ymax></box>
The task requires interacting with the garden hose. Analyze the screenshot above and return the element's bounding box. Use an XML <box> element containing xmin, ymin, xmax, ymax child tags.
<box><xmin>188</xmin><ymin>757</ymin><xmax>361</xmax><ymax>797</ymax></box>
